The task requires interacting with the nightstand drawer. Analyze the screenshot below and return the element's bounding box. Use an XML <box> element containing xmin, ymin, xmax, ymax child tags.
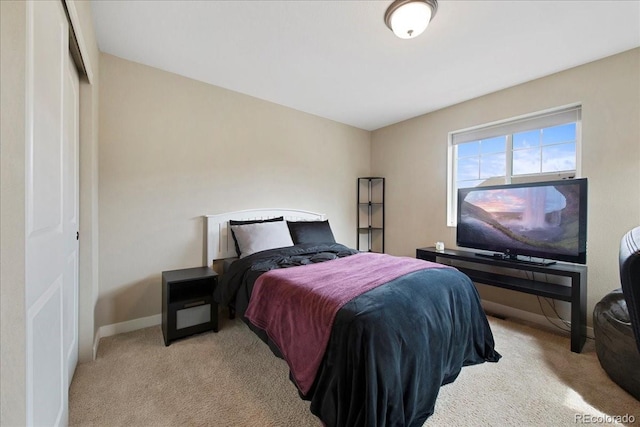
<box><xmin>177</xmin><ymin>303</ymin><xmax>210</xmax><ymax>329</ymax></box>
<box><xmin>172</xmin><ymin>297</ymin><xmax>212</xmax><ymax>330</ymax></box>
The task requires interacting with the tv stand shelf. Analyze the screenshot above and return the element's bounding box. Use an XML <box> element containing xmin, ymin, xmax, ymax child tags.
<box><xmin>454</xmin><ymin>268</ymin><xmax>572</xmax><ymax>300</ymax></box>
<box><xmin>416</xmin><ymin>247</ymin><xmax>587</xmax><ymax>353</ymax></box>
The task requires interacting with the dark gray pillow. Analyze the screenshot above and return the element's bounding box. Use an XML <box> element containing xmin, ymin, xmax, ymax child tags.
<box><xmin>287</xmin><ymin>220</ymin><xmax>336</xmax><ymax>245</ymax></box>
<box><xmin>229</xmin><ymin>217</ymin><xmax>283</xmax><ymax>257</ymax></box>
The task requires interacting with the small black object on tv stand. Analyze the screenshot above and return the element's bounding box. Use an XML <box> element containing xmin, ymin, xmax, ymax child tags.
<box><xmin>474</xmin><ymin>252</ymin><xmax>557</xmax><ymax>267</ymax></box>
<box><xmin>416</xmin><ymin>246</ymin><xmax>587</xmax><ymax>353</ymax></box>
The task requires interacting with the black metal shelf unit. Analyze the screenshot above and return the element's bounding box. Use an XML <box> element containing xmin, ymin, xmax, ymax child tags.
<box><xmin>357</xmin><ymin>177</ymin><xmax>385</xmax><ymax>253</ymax></box>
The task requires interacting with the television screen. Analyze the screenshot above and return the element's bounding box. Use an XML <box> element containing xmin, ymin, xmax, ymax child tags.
<box><xmin>457</xmin><ymin>178</ymin><xmax>587</xmax><ymax>264</ymax></box>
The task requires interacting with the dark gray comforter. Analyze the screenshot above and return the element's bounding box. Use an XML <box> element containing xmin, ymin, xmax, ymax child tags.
<box><xmin>215</xmin><ymin>243</ymin><xmax>501</xmax><ymax>426</ymax></box>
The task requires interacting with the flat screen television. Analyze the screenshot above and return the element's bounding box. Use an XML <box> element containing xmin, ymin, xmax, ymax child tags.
<box><xmin>456</xmin><ymin>178</ymin><xmax>587</xmax><ymax>265</ymax></box>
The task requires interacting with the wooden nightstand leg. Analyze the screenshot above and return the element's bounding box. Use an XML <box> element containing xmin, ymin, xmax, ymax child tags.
<box><xmin>228</xmin><ymin>306</ymin><xmax>235</xmax><ymax>319</ymax></box>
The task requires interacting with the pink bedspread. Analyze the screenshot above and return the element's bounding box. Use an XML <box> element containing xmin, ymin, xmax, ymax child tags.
<box><xmin>244</xmin><ymin>252</ymin><xmax>452</xmax><ymax>394</ymax></box>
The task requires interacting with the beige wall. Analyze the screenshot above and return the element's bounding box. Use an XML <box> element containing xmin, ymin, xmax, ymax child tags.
<box><xmin>371</xmin><ymin>48</ymin><xmax>640</xmax><ymax>326</ymax></box>
<box><xmin>97</xmin><ymin>53</ymin><xmax>371</xmax><ymax>327</ymax></box>
<box><xmin>1</xmin><ymin>2</ymin><xmax>28</xmax><ymax>425</ymax></box>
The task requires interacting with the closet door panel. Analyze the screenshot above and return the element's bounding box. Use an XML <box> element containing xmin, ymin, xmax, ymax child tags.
<box><xmin>25</xmin><ymin>1</ymin><xmax>77</xmax><ymax>425</ymax></box>
<box><xmin>63</xmin><ymin>49</ymin><xmax>80</xmax><ymax>388</ymax></box>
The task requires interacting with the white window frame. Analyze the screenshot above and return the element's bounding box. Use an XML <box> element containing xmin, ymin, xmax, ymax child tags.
<box><xmin>447</xmin><ymin>104</ymin><xmax>582</xmax><ymax>227</ymax></box>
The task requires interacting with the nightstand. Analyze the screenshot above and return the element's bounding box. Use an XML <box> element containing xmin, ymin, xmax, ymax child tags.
<box><xmin>162</xmin><ymin>266</ymin><xmax>218</xmax><ymax>346</ymax></box>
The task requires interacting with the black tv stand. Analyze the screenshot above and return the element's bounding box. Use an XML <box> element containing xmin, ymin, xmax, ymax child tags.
<box><xmin>416</xmin><ymin>247</ymin><xmax>587</xmax><ymax>353</ymax></box>
<box><xmin>474</xmin><ymin>252</ymin><xmax>557</xmax><ymax>267</ymax></box>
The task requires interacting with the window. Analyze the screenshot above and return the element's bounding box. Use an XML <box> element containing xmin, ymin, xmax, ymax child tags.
<box><xmin>447</xmin><ymin>105</ymin><xmax>581</xmax><ymax>226</ymax></box>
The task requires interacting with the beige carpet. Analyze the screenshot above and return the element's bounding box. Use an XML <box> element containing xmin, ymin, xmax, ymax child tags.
<box><xmin>69</xmin><ymin>315</ymin><xmax>639</xmax><ymax>426</ymax></box>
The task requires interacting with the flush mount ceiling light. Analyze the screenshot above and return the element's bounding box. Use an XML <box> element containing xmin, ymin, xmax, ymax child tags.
<box><xmin>384</xmin><ymin>0</ymin><xmax>438</xmax><ymax>39</ymax></box>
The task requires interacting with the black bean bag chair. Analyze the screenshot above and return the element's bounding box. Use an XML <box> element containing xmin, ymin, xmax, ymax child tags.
<box><xmin>593</xmin><ymin>226</ymin><xmax>640</xmax><ymax>400</ymax></box>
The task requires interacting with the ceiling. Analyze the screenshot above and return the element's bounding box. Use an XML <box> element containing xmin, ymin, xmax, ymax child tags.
<box><xmin>91</xmin><ymin>1</ymin><xmax>640</xmax><ymax>131</ymax></box>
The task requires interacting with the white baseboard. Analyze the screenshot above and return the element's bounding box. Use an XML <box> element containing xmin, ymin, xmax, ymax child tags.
<box><xmin>93</xmin><ymin>313</ymin><xmax>162</xmax><ymax>359</ymax></box>
<box><xmin>481</xmin><ymin>299</ymin><xmax>594</xmax><ymax>339</ymax></box>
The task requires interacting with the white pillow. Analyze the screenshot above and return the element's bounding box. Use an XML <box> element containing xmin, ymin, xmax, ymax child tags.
<box><xmin>230</xmin><ymin>220</ymin><xmax>294</xmax><ymax>258</ymax></box>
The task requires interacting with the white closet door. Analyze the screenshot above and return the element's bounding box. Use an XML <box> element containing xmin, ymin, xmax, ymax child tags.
<box><xmin>25</xmin><ymin>0</ymin><xmax>79</xmax><ymax>425</ymax></box>
<box><xmin>63</xmin><ymin>36</ymin><xmax>80</xmax><ymax>390</ymax></box>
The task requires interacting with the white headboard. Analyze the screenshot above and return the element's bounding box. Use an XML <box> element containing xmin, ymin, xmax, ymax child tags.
<box><xmin>204</xmin><ymin>208</ymin><xmax>326</xmax><ymax>265</ymax></box>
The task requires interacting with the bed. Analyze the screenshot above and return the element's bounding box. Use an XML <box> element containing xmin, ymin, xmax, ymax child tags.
<box><xmin>205</xmin><ymin>209</ymin><xmax>500</xmax><ymax>426</ymax></box>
